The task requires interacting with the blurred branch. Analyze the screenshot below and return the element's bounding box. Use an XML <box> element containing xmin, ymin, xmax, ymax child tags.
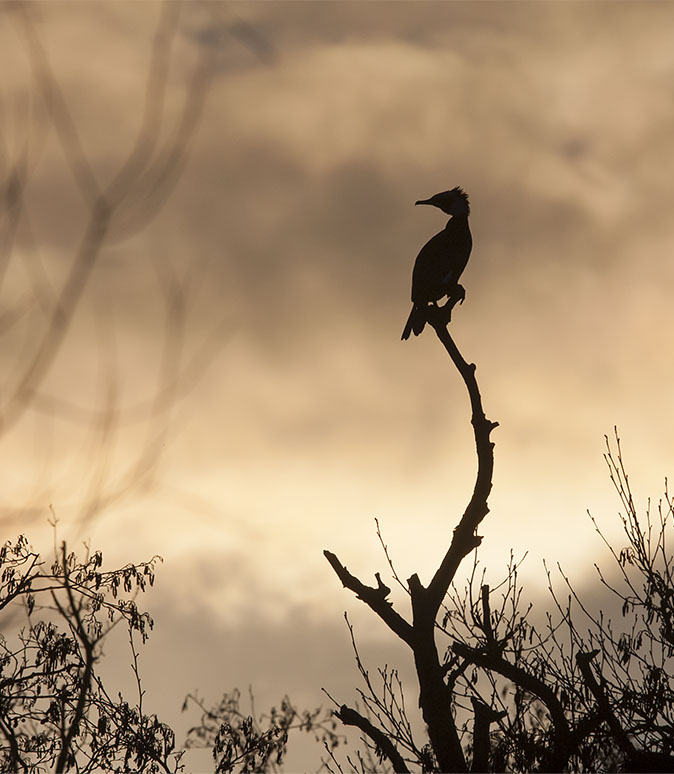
<box><xmin>0</xmin><ymin>2</ymin><xmax>225</xmax><ymax>537</ymax></box>
<box><xmin>12</xmin><ymin>4</ymin><xmax>101</xmax><ymax>203</ymax></box>
<box><xmin>104</xmin><ymin>2</ymin><xmax>181</xmax><ymax>206</ymax></box>
<box><xmin>1</xmin><ymin>196</ymin><xmax>112</xmax><ymax>432</ymax></box>
<box><xmin>25</xmin><ymin>315</ymin><xmax>231</xmax><ymax>427</ymax></box>
<box><xmin>1</xmin><ymin>1</ymin><xmax>212</xmax><ymax>435</ymax></box>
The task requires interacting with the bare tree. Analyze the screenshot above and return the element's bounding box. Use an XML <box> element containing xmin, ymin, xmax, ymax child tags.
<box><xmin>324</xmin><ymin>300</ymin><xmax>497</xmax><ymax>773</ymax></box>
<box><xmin>325</xmin><ymin>303</ymin><xmax>674</xmax><ymax>771</ymax></box>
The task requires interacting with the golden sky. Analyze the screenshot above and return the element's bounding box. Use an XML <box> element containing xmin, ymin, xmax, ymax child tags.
<box><xmin>2</xmin><ymin>1</ymin><xmax>674</xmax><ymax>767</ymax></box>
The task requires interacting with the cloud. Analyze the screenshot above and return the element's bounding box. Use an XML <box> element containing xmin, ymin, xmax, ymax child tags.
<box><xmin>2</xmin><ymin>5</ymin><xmax>674</xmax><ymax>735</ymax></box>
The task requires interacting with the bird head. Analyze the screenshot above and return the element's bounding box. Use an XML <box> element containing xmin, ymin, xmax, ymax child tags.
<box><xmin>415</xmin><ymin>187</ymin><xmax>470</xmax><ymax>216</ymax></box>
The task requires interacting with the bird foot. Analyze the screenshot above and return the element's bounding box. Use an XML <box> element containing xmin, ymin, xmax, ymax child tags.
<box><xmin>449</xmin><ymin>284</ymin><xmax>466</xmax><ymax>305</ymax></box>
<box><xmin>427</xmin><ymin>286</ymin><xmax>466</xmax><ymax>328</ymax></box>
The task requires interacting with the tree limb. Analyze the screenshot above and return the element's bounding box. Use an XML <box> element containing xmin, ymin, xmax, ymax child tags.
<box><xmin>576</xmin><ymin>650</ymin><xmax>674</xmax><ymax>773</ymax></box>
<box><xmin>470</xmin><ymin>698</ymin><xmax>506</xmax><ymax>773</ymax></box>
<box><xmin>409</xmin><ymin>573</ymin><xmax>467</xmax><ymax>772</ymax></box>
<box><xmin>335</xmin><ymin>704</ymin><xmax>410</xmax><ymax>774</ymax></box>
<box><xmin>453</xmin><ymin>641</ymin><xmax>572</xmax><ymax>772</ymax></box>
<box><xmin>425</xmin><ymin>314</ymin><xmax>498</xmax><ymax>616</ymax></box>
<box><xmin>323</xmin><ymin>550</ymin><xmax>414</xmax><ymax>647</ymax></box>
<box><xmin>325</xmin><ymin>317</ymin><xmax>495</xmax><ymax>773</ymax></box>
<box><xmin>402</xmin><ymin>321</ymin><xmax>496</xmax><ymax>772</ymax></box>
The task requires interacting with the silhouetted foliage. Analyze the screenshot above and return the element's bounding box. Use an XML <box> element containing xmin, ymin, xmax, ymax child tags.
<box><xmin>183</xmin><ymin>689</ymin><xmax>340</xmax><ymax>773</ymax></box>
<box><xmin>0</xmin><ymin>535</ymin><xmax>342</xmax><ymax>773</ymax></box>
<box><xmin>0</xmin><ymin>535</ymin><xmax>180</xmax><ymax>773</ymax></box>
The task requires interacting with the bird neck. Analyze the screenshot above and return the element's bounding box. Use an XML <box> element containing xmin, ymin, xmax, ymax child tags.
<box><xmin>446</xmin><ymin>214</ymin><xmax>469</xmax><ymax>228</ymax></box>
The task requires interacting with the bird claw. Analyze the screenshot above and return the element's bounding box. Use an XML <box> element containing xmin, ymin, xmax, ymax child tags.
<box><xmin>453</xmin><ymin>284</ymin><xmax>466</xmax><ymax>305</ymax></box>
<box><xmin>423</xmin><ymin>285</ymin><xmax>467</xmax><ymax>330</ymax></box>
<box><xmin>432</xmin><ymin>286</ymin><xmax>467</xmax><ymax>327</ymax></box>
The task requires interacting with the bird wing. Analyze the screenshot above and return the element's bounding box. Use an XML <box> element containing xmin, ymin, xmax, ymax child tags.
<box><xmin>411</xmin><ymin>224</ymin><xmax>471</xmax><ymax>304</ymax></box>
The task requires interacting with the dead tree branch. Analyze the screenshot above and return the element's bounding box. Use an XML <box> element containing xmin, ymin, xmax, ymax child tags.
<box><xmin>334</xmin><ymin>705</ymin><xmax>410</xmax><ymax>774</ymax></box>
<box><xmin>323</xmin><ymin>551</ymin><xmax>414</xmax><ymax>647</ymax></box>
<box><xmin>453</xmin><ymin>640</ymin><xmax>572</xmax><ymax>772</ymax></box>
<box><xmin>325</xmin><ymin>313</ymin><xmax>498</xmax><ymax>773</ymax></box>
<box><xmin>470</xmin><ymin>698</ymin><xmax>506</xmax><ymax>774</ymax></box>
<box><xmin>424</xmin><ymin>310</ymin><xmax>498</xmax><ymax>614</ymax></box>
<box><xmin>576</xmin><ymin>650</ymin><xmax>674</xmax><ymax>773</ymax></box>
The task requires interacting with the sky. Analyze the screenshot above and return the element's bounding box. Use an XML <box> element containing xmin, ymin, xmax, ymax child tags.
<box><xmin>1</xmin><ymin>0</ymin><xmax>674</xmax><ymax>769</ymax></box>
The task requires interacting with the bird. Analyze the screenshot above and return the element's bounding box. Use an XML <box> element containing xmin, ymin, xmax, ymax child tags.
<box><xmin>401</xmin><ymin>187</ymin><xmax>472</xmax><ymax>340</ymax></box>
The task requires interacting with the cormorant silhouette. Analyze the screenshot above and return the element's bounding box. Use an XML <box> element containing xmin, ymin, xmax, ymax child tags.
<box><xmin>401</xmin><ymin>187</ymin><xmax>472</xmax><ymax>340</ymax></box>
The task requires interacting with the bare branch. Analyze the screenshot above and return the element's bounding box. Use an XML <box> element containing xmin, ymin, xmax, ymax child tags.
<box><xmin>334</xmin><ymin>705</ymin><xmax>410</xmax><ymax>774</ymax></box>
<box><xmin>470</xmin><ymin>698</ymin><xmax>505</xmax><ymax>773</ymax></box>
<box><xmin>425</xmin><ymin>315</ymin><xmax>498</xmax><ymax>615</ymax></box>
<box><xmin>453</xmin><ymin>640</ymin><xmax>573</xmax><ymax>772</ymax></box>
<box><xmin>323</xmin><ymin>550</ymin><xmax>414</xmax><ymax>647</ymax></box>
<box><xmin>11</xmin><ymin>5</ymin><xmax>101</xmax><ymax>202</ymax></box>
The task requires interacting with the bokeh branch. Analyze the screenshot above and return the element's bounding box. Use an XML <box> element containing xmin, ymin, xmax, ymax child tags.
<box><xmin>2</xmin><ymin>2</ymin><xmax>212</xmax><ymax>432</ymax></box>
<box><xmin>0</xmin><ymin>1</ymin><xmax>224</xmax><ymax>533</ymax></box>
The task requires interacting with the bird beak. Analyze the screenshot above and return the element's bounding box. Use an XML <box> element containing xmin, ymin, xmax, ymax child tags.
<box><xmin>415</xmin><ymin>199</ymin><xmax>432</xmax><ymax>206</ymax></box>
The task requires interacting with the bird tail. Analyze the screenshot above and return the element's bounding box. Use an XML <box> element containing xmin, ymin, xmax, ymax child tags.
<box><xmin>401</xmin><ymin>305</ymin><xmax>426</xmax><ymax>340</ymax></box>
